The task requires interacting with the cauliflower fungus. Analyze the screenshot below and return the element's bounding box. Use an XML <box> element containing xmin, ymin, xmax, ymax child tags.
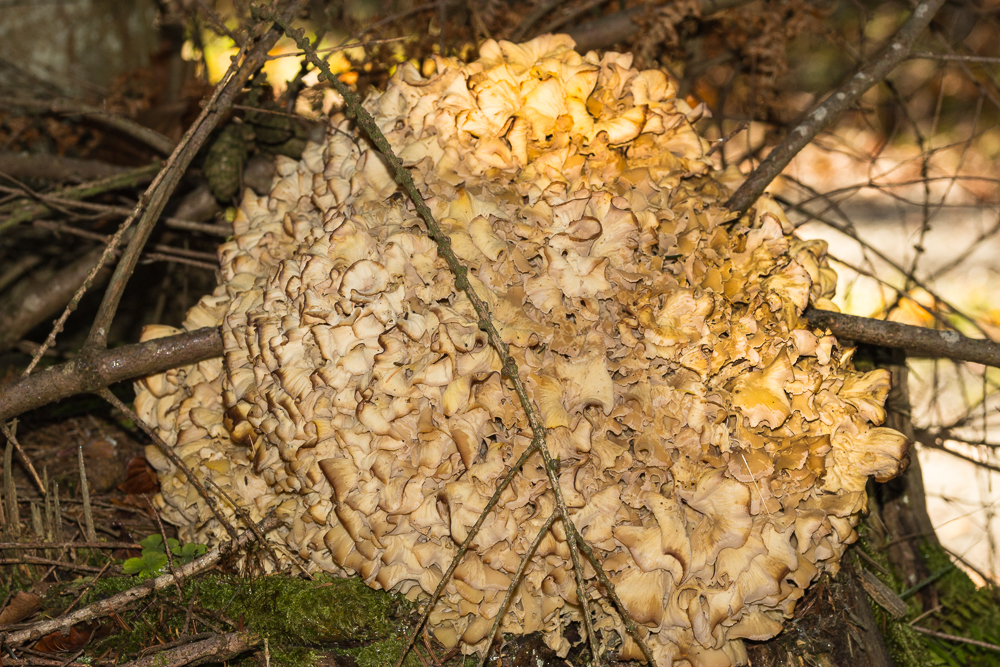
<box><xmin>135</xmin><ymin>34</ymin><xmax>909</xmax><ymax>667</ymax></box>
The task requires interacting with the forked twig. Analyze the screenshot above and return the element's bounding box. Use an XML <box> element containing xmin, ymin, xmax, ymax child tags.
<box><xmin>261</xmin><ymin>12</ymin><xmax>655</xmax><ymax>665</ymax></box>
<box><xmin>477</xmin><ymin>510</ymin><xmax>562</xmax><ymax>667</ymax></box>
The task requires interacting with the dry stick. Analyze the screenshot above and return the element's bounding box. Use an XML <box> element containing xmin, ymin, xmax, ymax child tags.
<box><xmin>201</xmin><ymin>475</ymin><xmax>284</xmax><ymax>570</ymax></box>
<box><xmin>264</xmin><ymin>14</ymin><xmax>647</xmax><ymax>665</ymax></box>
<box><xmin>0</xmin><ymin>556</ymin><xmax>105</xmax><ymax>573</ymax></box>
<box><xmin>725</xmin><ymin>0</ymin><xmax>948</xmax><ymax>215</ymax></box>
<box><xmin>0</xmin><ymin>163</ymin><xmax>162</xmax><ymax>233</ymax></box>
<box><xmin>0</xmin><ymin>327</ymin><xmax>222</xmax><ymax>423</ymax></box>
<box><xmin>476</xmin><ymin>510</ymin><xmax>561</xmax><ymax>667</ymax></box>
<box><xmin>118</xmin><ymin>631</ymin><xmax>260</xmax><ymax>667</ymax></box>
<box><xmin>2</xmin><ymin>438</ymin><xmax>19</xmax><ymax>538</ymax></box>
<box><xmin>31</xmin><ymin>196</ymin><xmax>232</xmax><ymax>236</ymax></box>
<box><xmin>97</xmin><ymin>389</ymin><xmax>238</xmax><ymax>542</ymax></box>
<box><xmin>803</xmin><ymin>308</ymin><xmax>1000</xmax><ymax>368</ymax></box>
<box><xmin>911</xmin><ymin>626</ymin><xmax>1000</xmax><ymax>652</ymax></box>
<box><xmin>0</xmin><ymin>513</ymin><xmax>280</xmax><ymax>646</ymax></box>
<box><xmin>85</xmin><ymin>0</ymin><xmax>304</xmax><ymax>352</ymax></box>
<box><xmin>910</xmin><ymin>51</ymin><xmax>1000</xmax><ymax>64</ymax></box>
<box><xmin>0</xmin><ymin>423</ymin><xmax>44</xmax><ymax>495</ymax></box>
<box><xmin>0</xmin><ymin>541</ymin><xmax>138</xmax><ymax>550</ymax></box>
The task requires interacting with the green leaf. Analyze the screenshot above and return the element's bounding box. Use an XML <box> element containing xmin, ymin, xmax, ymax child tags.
<box><xmin>122</xmin><ymin>557</ymin><xmax>145</xmax><ymax>575</ymax></box>
<box><xmin>124</xmin><ymin>551</ymin><xmax>168</xmax><ymax>578</ymax></box>
<box><xmin>174</xmin><ymin>542</ymin><xmax>208</xmax><ymax>564</ymax></box>
<box><xmin>139</xmin><ymin>534</ymin><xmax>165</xmax><ymax>551</ymax></box>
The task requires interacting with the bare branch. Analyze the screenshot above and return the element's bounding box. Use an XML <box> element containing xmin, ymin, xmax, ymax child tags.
<box><xmin>0</xmin><ymin>327</ymin><xmax>223</xmax><ymax>422</ymax></box>
<box><xmin>804</xmin><ymin>308</ymin><xmax>1000</xmax><ymax>367</ymax></box>
<box><xmin>725</xmin><ymin>0</ymin><xmax>948</xmax><ymax>214</ymax></box>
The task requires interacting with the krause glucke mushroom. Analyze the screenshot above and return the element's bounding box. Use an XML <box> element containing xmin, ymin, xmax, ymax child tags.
<box><xmin>135</xmin><ymin>34</ymin><xmax>909</xmax><ymax>667</ymax></box>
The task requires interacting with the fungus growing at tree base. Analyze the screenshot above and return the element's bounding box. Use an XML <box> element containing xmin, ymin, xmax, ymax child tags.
<box><xmin>136</xmin><ymin>34</ymin><xmax>908</xmax><ymax>667</ymax></box>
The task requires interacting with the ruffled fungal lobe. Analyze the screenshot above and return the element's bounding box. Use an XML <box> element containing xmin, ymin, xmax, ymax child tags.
<box><xmin>136</xmin><ymin>34</ymin><xmax>908</xmax><ymax>667</ymax></box>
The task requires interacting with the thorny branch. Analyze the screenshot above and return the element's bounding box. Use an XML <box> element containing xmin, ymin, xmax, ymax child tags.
<box><xmin>262</xmin><ymin>9</ymin><xmax>650</xmax><ymax>665</ymax></box>
<box><xmin>725</xmin><ymin>0</ymin><xmax>948</xmax><ymax>214</ymax></box>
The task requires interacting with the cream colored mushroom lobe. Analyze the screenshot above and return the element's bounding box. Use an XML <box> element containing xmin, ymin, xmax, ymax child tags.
<box><xmin>135</xmin><ymin>34</ymin><xmax>908</xmax><ymax>667</ymax></box>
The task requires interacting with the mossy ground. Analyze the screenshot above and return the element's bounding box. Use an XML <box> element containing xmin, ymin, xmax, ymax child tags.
<box><xmin>69</xmin><ymin>573</ymin><xmax>428</xmax><ymax>667</ymax></box>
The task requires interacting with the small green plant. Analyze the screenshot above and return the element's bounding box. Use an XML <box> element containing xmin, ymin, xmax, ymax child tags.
<box><xmin>122</xmin><ymin>535</ymin><xmax>207</xmax><ymax>578</ymax></box>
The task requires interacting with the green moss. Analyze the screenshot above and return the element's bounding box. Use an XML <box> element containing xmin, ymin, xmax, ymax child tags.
<box><xmin>82</xmin><ymin>573</ymin><xmax>416</xmax><ymax>666</ymax></box>
<box><xmin>855</xmin><ymin>521</ymin><xmax>1000</xmax><ymax>667</ymax></box>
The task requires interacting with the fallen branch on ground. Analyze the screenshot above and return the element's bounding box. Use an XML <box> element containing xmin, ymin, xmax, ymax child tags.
<box><xmin>118</xmin><ymin>632</ymin><xmax>260</xmax><ymax>667</ymax></box>
<box><xmin>0</xmin><ymin>513</ymin><xmax>279</xmax><ymax>646</ymax></box>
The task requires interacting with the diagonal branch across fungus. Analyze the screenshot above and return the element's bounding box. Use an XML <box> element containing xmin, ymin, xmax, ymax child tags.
<box><xmin>261</xmin><ymin>12</ymin><xmax>649</xmax><ymax>664</ymax></box>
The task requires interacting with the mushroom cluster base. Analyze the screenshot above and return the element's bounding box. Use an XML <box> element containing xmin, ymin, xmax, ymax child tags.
<box><xmin>136</xmin><ymin>35</ymin><xmax>909</xmax><ymax>667</ymax></box>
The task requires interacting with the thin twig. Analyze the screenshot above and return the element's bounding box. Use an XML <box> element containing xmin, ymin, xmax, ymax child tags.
<box><xmin>98</xmin><ymin>389</ymin><xmax>238</xmax><ymax>542</ymax></box>
<box><xmin>726</xmin><ymin>0</ymin><xmax>948</xmax><ymax>214</ymax></box>
<box><xmin>910</xmin><ymin>51</ymin><xmax>1000</xmax><ymax>64</ymax></box>
<box><xmin>911</xmin><ymin>626</ymin><xmax>1000</xmax><ymax>652</ymax></box>
<box><xmin>0</xmin><ymin>542</ymin><xmax>139</xmax><ymax>550</ymax></box>
<box><xmin>476</xmin><ymin>510</ymin><xmax>561</xmax><ymax>667</ymax></box>
<box><xmin>265</xmin><ymin>35</ymin><xmax>409</xmax><ymax>60</ymax></box>
<box><xmin>0</xmin><ymin>557</ymin><xmax>105</xmax><ymax>573</ymax></box>
<box><xmin>0</xmin><ymin>513</ymin><xmax>279</xmax><ymax>646</ymax></box>
<box><xmin>0</xmin><ymin>423</ymin><xmax>44</xmax><ymax>496</ymax></box>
